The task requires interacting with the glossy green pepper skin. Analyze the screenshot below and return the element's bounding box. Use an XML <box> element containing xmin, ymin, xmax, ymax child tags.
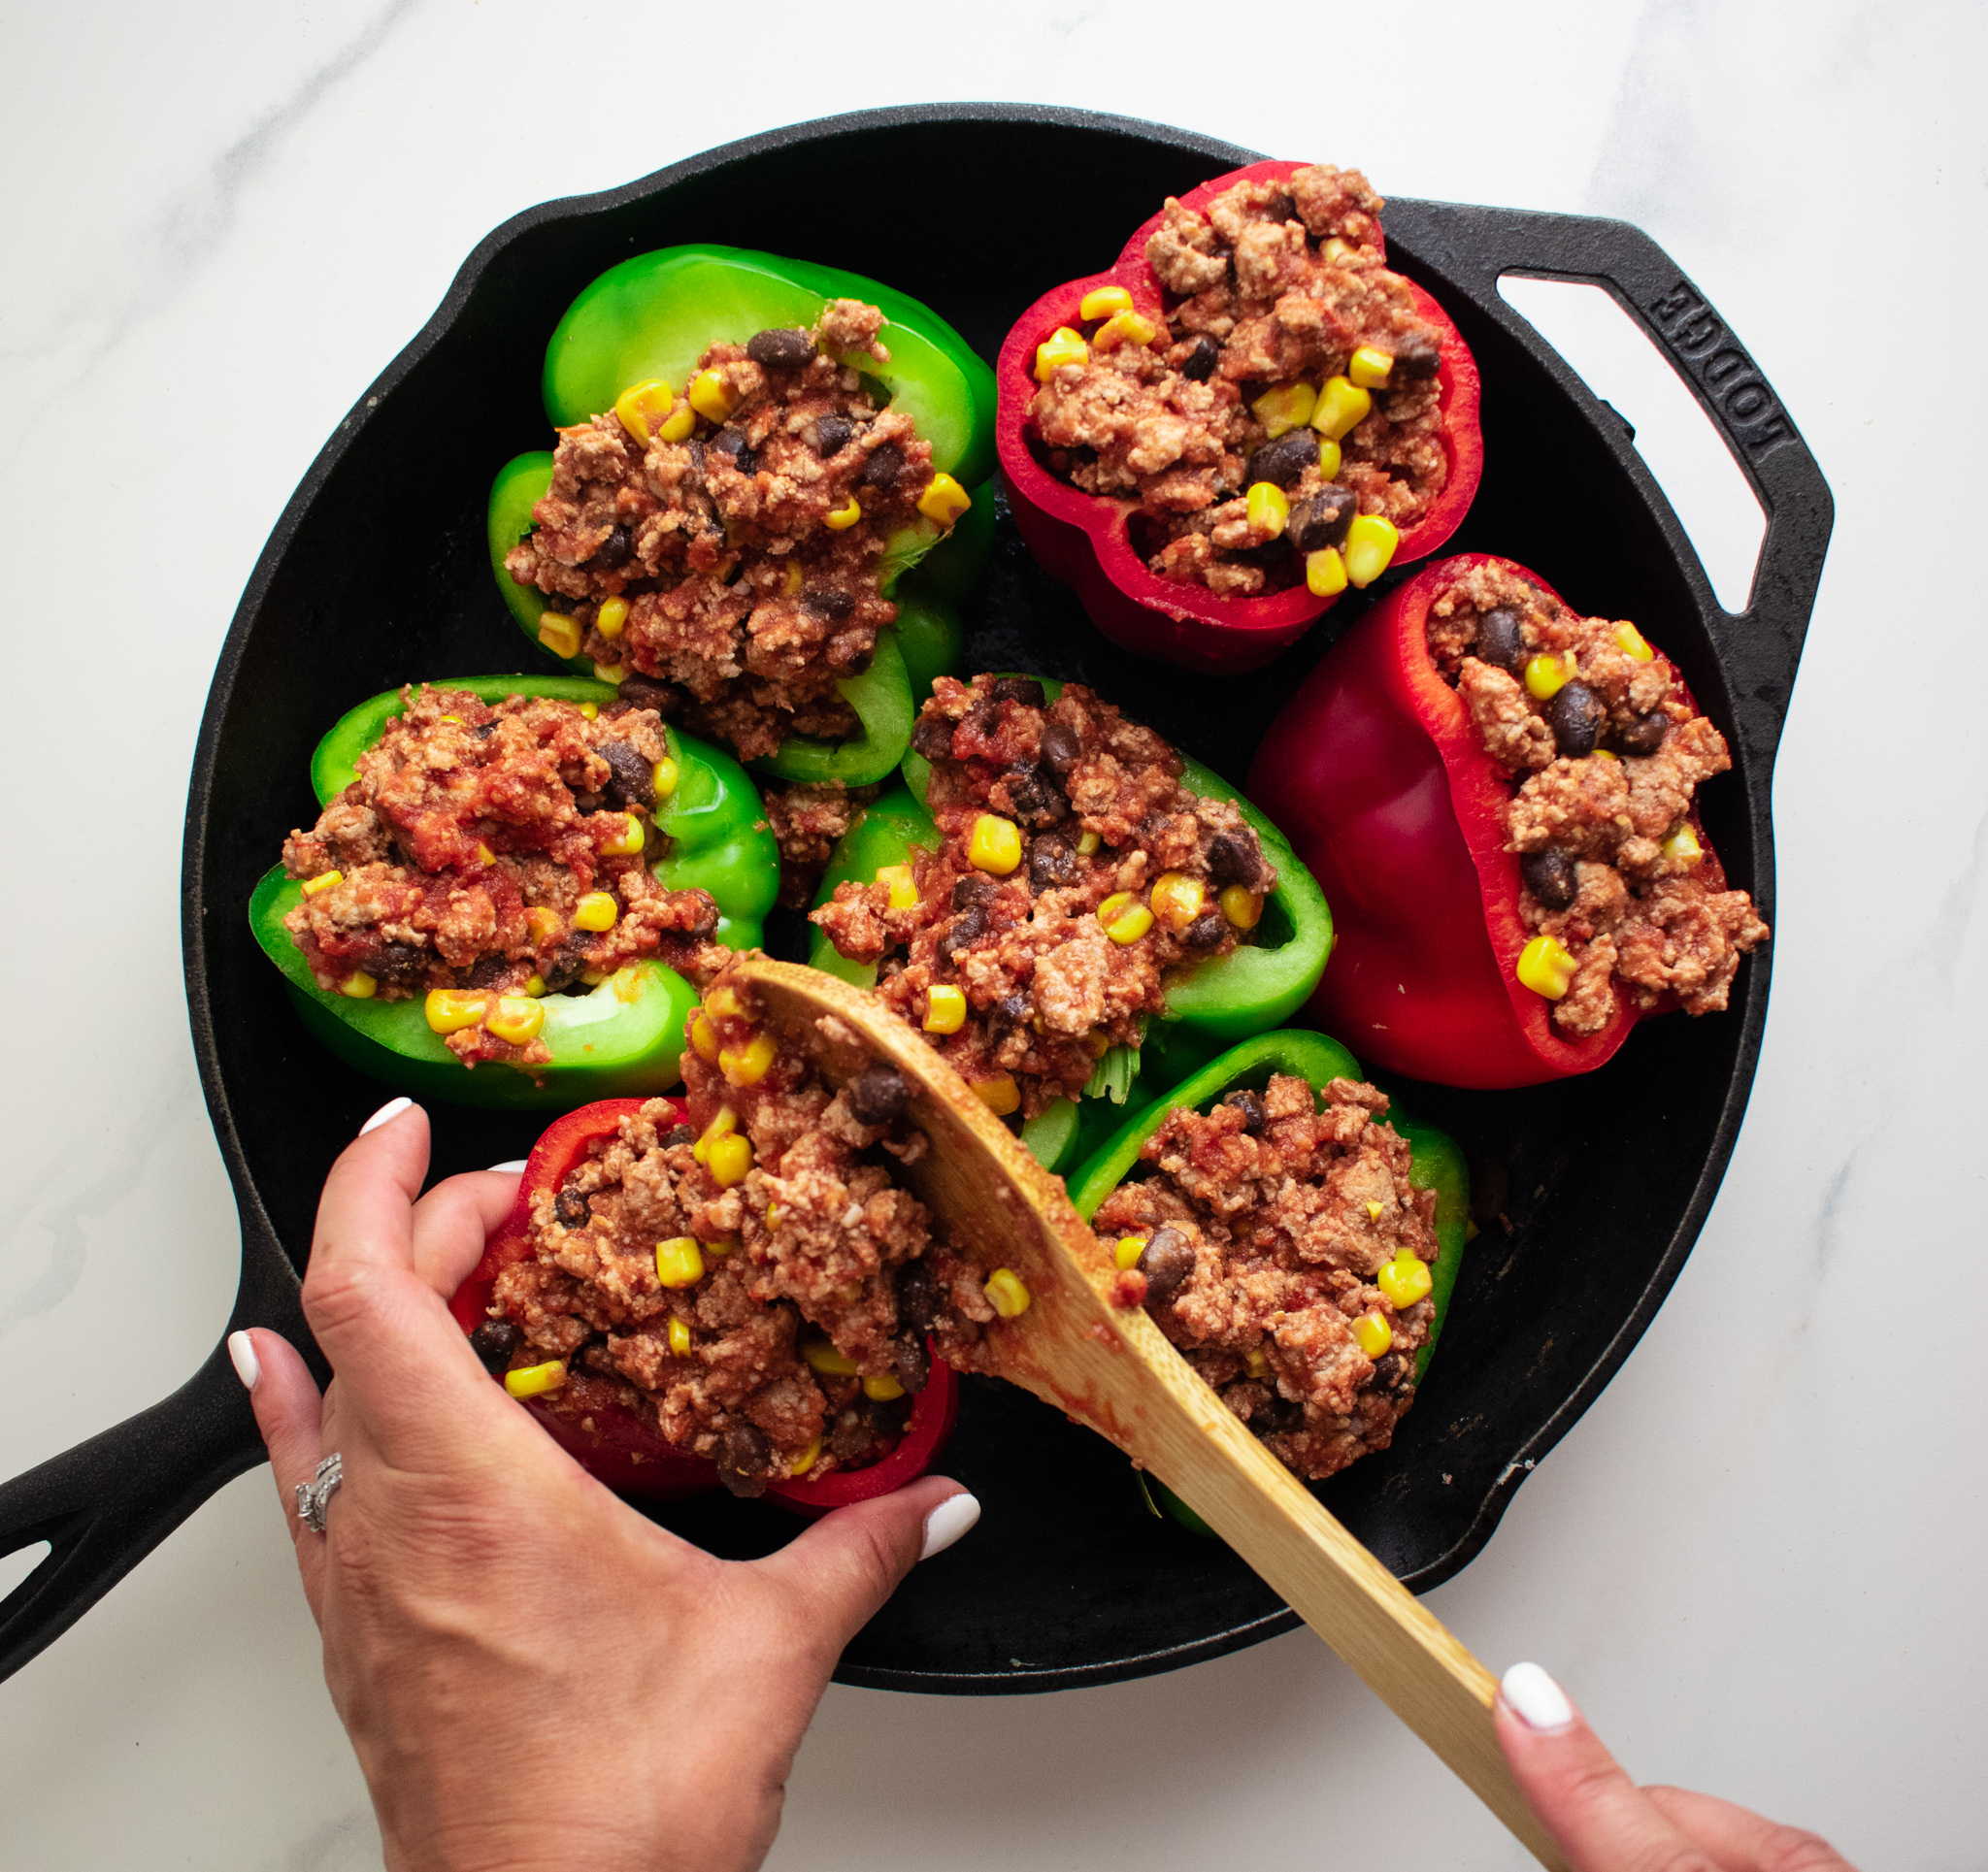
<box><xmin>248</xmin><ymin>674</ymin><xmax>779</xmax><ymax>1109</ymax></box>
<box><xmin>814</xmin><ymin>678</ymin><xmax>1334</xmax><ymax>1169</ymax></box>
<box><xmin>487</xmin><ymin>245</ymin><xmax>995</xmax><ymax>787</ymax></box>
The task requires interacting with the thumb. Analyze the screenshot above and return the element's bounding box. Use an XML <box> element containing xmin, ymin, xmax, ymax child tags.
<box><xmin>754</xmin><ymin>1478</ymin><xmax>979</xmax><ymax>1658</ymax></box>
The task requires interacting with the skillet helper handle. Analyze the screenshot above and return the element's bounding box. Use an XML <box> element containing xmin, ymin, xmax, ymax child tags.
<box><xmin>0</xmin><ymin>1337</ymin><xmax>268</xmax><ymax>1684</ymax></box>
<box><xmin>1385</xmin><ymin>200</ymin><xmax>1834</xmax><ymax>775</ymax></box>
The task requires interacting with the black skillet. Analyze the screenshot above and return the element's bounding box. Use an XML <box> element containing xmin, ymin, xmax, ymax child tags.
<box><xmin>0</xmin><ymin>105</ymin><xmax>1831</xmax><ymax>1691</ymax></box>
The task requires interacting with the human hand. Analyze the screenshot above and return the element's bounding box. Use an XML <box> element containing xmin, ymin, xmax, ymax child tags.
<box><xmin>228</xmin><ymin>1097</ymin><xmax>979</xmax><ymax>1872</ymax></box>
<box><xmin>1497</xmin><ymin>1662</ymin><xmax>1856</xmax><ymax>1871</ymax></box>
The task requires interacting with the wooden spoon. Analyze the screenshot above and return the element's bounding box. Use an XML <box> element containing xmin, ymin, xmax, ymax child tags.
<box><xmin>733</xmin><ymin>956</ymin><xmax>1566</xmax><ymax>1867</ymax></box>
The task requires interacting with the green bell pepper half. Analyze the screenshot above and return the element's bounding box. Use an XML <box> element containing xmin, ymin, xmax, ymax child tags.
<box><xmin>487</xmin><ymin>245</ymin><xmax>996</xmax><ymax>786</ymax></box>
<box><xmin>248</xmin><ymin>674</ymin><xmax>779</xmax><ymax>1110</ymax></box>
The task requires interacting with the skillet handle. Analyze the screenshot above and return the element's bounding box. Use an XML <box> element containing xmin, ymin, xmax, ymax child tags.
<box><xmin>1383</xmin><ymin>200</ymin><xmax>1835</xmax><ymax>776</ymax></box>
<box><xmin>0</xmin><ymin>1338</ymin><xmax>270</xmax><ymax>1683</ymax></box>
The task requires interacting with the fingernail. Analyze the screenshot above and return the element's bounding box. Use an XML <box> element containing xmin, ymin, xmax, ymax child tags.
<box><xmin>227</xmin><ymin>1331</ymin><xmax>261</xmax><ymax>1392</ymax></box>
<box><xmin>359</xmin><ymin>1096</ymin><xmax>414</xmax><ymax>1136</ymax></box>
<box><xmin>919</xmin><ymin>1492</ymin><xmax>980</xmax><ymax>1560</ymax></box>
<box><xmin>486</xmin><ymin>1159</ymin><xmax>528</xmax><ymax>1173</ymax></box>
<box><xmin>1502</xmin><ymin>1661</ymin><xmax>1574</xmax><ymax>1733</ymax></box>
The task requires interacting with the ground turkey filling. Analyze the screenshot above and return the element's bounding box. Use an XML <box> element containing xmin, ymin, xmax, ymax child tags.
<box><xmin>761</xmin><ymin>779</ymin><xmax>879</xmax><ymax>909</ymax></box>
<box><xmin>1085</xmin><ymin>1073</ymin><xmax>1438</xmax><ymax>1482</ymax></box>
<box><xmin>1031</xmin><ymin>165</ymin><xmax>1446</xmax><ymax>597</ymax></box>
<box><xmin>282</xmin><ymin>684</ymin><xmax>719</xmax><ymax>1069</ymax></box>
<box><xmin>1424</xmin><ymin>562</ymin><xmax>1771</xmax><ymax>1037</ymax></box>
<box><xmin>482</xmin><ymin>969</ymin><xmax>958</xmax><ymax>1494</ymax></box>
<box><xmin>810</xmin><ymin>674</ymin><xmax>1276</xmax><ymax>1121</ymax></box>
<box><xmin>504</xmin><ymin>300</ymin><xmax>957</xmax><ymax>765</ymax></box>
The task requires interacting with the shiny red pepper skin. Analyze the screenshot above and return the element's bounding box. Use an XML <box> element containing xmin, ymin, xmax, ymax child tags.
<box><xmin>449</xmin><ymin>1098</ymin><xmax>958</xmax><ymax>1510</ymax></box>
<box><xmin>995</xmin><ymin>159</ymin><xmax>1483</xmax><ymax>675</ymax></box>
<box><xmin>1246</xmin><ymin>554</ymin><xmax>1733</xmax><ymax>1088</ymax></box>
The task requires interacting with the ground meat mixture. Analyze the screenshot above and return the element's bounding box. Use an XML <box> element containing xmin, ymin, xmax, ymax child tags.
<box><xmin>761</xmin><ymin>779</ymin><xmax>879</xmax><ymax>909</ymax></box>
<box><xmin>1030</xmin><ymin>166</ymin><xmax>1447</xmax><ymax>597</ymax></box>
<box><xmin>282</xmin><ymin>684</ymin><xmax>720</xmax><ymax>1069</ymax></box>
<box><xmin>504</xmin><ymin>300</ymin><xmax>959</xmax><ymax>764</ymax></box>
<box><xmin>810</xmin><ymin>675</ymin><xmax>1276</xmax><ymax>1120</ymax></box>
<box><xmin>1085</xmin><ymin>1073</ymin><xmax>1438</xmax><ymax>1481</ymax></box>
<box><xmin>1424</xmin><ymin>562</ymin><xmax>1770</xmax><ymax>1037</ymax></box>
<box><xmin>485</xmin><ymin>965</ymin><xmax>958</xmax><ymax>1495</ymax></box>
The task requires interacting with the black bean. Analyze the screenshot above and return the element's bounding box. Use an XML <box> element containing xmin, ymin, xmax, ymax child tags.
<box><xmin>746</xmin><ymin>327</ymin><xmax>815</xmax><ymax>370</ymax></box>
<box><xmin>896</xmin><ymin>1259</ymin><xmax>943</xmax><ymax>1333</ymax></box>
<box><xmin>1039</xmin><ymin>719</ymin><xmax>1082</xmax><ymax>775</ymax></box>
<box><xmin>990</xmin><ymin>676</ymin><xmax>1046</xmax><ymax>708</ymax></box>
<box><xmin>1027</xmin><ymin>834</ymin><xmax>1078</xmax><ymax>895</ymax></box>
<box><xmin>911</xmin><ymin>716</ymin><xmax>954</xmax><ymax>761</ymax></box>
<box><xmin>848</xmin><ymin>1066</ymin><xmax>910</xmax><ymax>1127</ymax></box>
<box><xmin>950</xmin><ymin>874</ymin><xmax>996</xmax><ymax>912</ymax></box>
<box><xmin>1475</xmin><ymin>607</ymin><xmax>1526</xmax><ymax>673</ymax></box>
<box><xmin>1619</xmin><ymin>710</ymin><xmax>1670</xmax><ymax>756</ymax></box>
<box><xmin>1258</xmin><ymin>1391</ymin><xmax>1306</xmax><ymax>1432</ymax></box>
<box><xmin>803</xmin><ymin>583</ymin><xmax>854</xmax><ymax>621</ymax></box>
<box><xmin>1392</xmin><ymin>337</ymin><xmax>1441</xmax><ymax>380</ymax></box>
<box><xmin>938</xmin><ymin>904</ymin><xmax>987</xmax><ymax>964</ymax></box>
<box><xmin>829</xmin><ymin>1408</ymin><xmax>877</xmax><ymax>1463</ymax></box>
<box><xmin>1179</xmin><ymin>335</ymin><xmax>1219</xmax><ymax>381</ymax></box>
<box><xmin>861</xmin><ymin>442</ymin><xmax>906</xmax><ymax>489</ymax></box>
<box><xmin>553</xmin><ymin>1188</ymin><xmax>590</xmax><ymax>1228</ymax></box>
<box><xmin>465</xmin><ymin>954</ymin><xmax>510</xmax><ymax>989</ymax></box>
<box><xmin>472</xmin><ymin>721</ymin><xmax>499</xmax><ymax>740</ymax></box>
<box><xmin>1205</xmin><ymin>828</ymin><xmax>1263</xmax><ymax>890</ymax></box>
<box><xmin>711</xmin><ymin>428</ymin><xmax>757</xmax><ymax>476</ymax></box>
<box><xmin>1521</xmin><ymin>849</ymin><xmax>1578</xmax><ymax>910</ymax></box>
<box><xmin>1138</xmin><ymin>1226</ymin><xmax>1197</xmax><ymax>1305</ymax></box>
<box><xmin>1288</xmin><ymin>482</ymin><xmax>1355</xmax><ymax>553</ymax></box>
<box><xmin>616</xmin><ymin>674</ymin><xmax>679</xmax><ymax>718</ymax></box>
<box><xmin>1547</xmin><ymin>682</ymin><xmax>1605</xmax><ymax>759</ymax></box>
<box><xmin>1372</xmin><ymin>1352</ymin><xmax>1413</xmax><ymax>1395</ymax></box>
<box><xmin>662</xmin><ymin>1125</ymin><xmax>698</xmax><ymax>1148</ymax></box>
<box><xmin>963</xmin><ymin>700</ymin><xmax>1001</xmax><ymax>739</ymax></box>
<box><xmin>682</xmin><ymin>895</ymin><xmax>718</xmax><ymax>937</ymax></box>
<box><xmin>599</xmin><ymin>741</ymin><xmax>654</xmax><ymax>809</ymax></box>
<box><xmin>869</xmin><ymin>1392</ymin><xmax>913</xmax><ymax>1439</ymax></box>
<box><xmin>993</xmin><ymin>993</ymin><xmax>1031</xmax><ymax>1030</ymax></box>
<box><xmin>1183</xmin><ymin>910</ymin><xmax>1228</xmax><ymax>951</ymax></box>
<box><xmin>540</xmin><ymin>942</ymin><xmax>590</xmax><ymax>994</ymax></box>
<box><xmin>468</xmin><ymin>1320</ymin><xmax>519</xmax><ymax>1376</ymax></box>
<box><xmin>716</xmin><ymin>1421</ymin><xmax>773</xmax><ymax>1497</ymax></box>
<box><xmin>591</xmin><ymin>523</ymin><xmax>633</xmax><ymax>570</ymax></box>
<box><xmin>812</xmin><ymin>413</ymin><xmax>854</xmax><ymax>457</ymax></box>
<box><xmin>371</xmin><ymin>940</ymin><xmax>427</xmax><ymax>988</ymax></box>
<box><xmin>1469</xmin><ymin>1156</ymin><xmax>1508</xmax><ymax>1228</ymax></box>
<box><xmin>1245</xmin><ymin>430</ymin><xmax>1318</xmax><ymax>489</ymax></box>
<box><xmin>893</xmin><ymin>1331</ymin><xmax>931</xmax><ymax>1396</ymax></box>
<box><xmin>1004</xmin><ymin>762</ymin><xmax>1068</xmax><ymax>828</ymax></box>
<box><xmin>1264</xmin><ymin>190</ymin><xmax>1296</xmax><ymax>224</ymax></box>
<box><xmin>1222</xmin><ymin>1088</ymin><xmax>1267</xmax><ymax>1134</ymax></box>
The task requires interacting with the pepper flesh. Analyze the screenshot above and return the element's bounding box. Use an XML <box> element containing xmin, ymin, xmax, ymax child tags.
<box><xmin>1245</xmin><ymin>555</ymin><xmax>1742</xmax><ymax>1087</ymax></box>
<box><xmin>994</xmin><ymin>160</ymin><xmax>1484</xmax><ymax>675</ymax></box>
<box><xmin>248</xmin><ymin>675</ymin><xmax>779</xmax><ymax>1109</ymax></box>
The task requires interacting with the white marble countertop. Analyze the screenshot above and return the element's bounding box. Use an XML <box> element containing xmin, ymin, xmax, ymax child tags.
<box><xmin>3</xmin><ymin>4</ymin><xmax>1982</xmax><ymax>1865</ymax></box>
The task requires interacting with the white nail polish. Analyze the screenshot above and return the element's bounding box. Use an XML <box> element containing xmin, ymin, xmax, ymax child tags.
<box><xmin>1502</xmin><ymin>1661</ymin><xmax>1574</xmax><ymax>1732</ymax></box>
<box><xmin>486</xmin><ymin>1159</ymin><xmax>528</xmax><ymax>1173</ymax></box>
<box><xmin>227</xmin><ymin>1331</ymin><xmax>261</xmax><ymax>1393</ymax></box>
<box><xmin>359</xmin><ymin>1096</ymin><xmax>414</xmax><ymax>1136</ymax></box>
<box><xmin>919</xmin><ymin>1493</ymin><xmax>980</xmax><ymax>1560</ymax></box>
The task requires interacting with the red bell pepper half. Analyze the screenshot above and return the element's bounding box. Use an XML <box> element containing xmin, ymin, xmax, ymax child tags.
<box><xmin>995</xmin><ymin>159</ymin><xmax>1483</xmax><ymax>675</ymax></box>
<box><xmin>1245</xmin><ymin>554</ymin><xmax>1735</xmax><ymax>1089</ymax></box>
<box><xmin>449</xmin><ymin>1097</ymin><xmax>958</xmax><ymax>1512</ymax></box>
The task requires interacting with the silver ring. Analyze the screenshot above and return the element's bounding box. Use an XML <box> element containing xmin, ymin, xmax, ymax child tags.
<box><xmin>295</xmin><ymin>1452</ymin><xmax>344</xmax><ymax>1534</ymax></box>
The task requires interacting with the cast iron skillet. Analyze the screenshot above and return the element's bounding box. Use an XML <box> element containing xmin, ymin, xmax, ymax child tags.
<box><xmin>0</xmin><ymin>105</ymin><xmax>1831</xmax><ymax>1691</ymax></box>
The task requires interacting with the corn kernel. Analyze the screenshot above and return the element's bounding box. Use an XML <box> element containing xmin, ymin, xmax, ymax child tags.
<box><xmin>1078</xmin><ymin>284</ymin><xmax>1134</xmax><ymax>321</ymax></box>
<box><xmin>1244</xmin><ymin>1347</ymin><xmax>1272</xmax><ymax>1379</ymax></box>
<box><xmin>1245</xmin><ymin>480</ymin><xmax>1290</xmax><ymax>539</ymax></box>
<box><xmin>706</xmin><ymin>1133</ymin><xmax>753</xmax><ymax>1188</ymax></box>
<box><xmin>1219</xmin><ymin>885</ymin><xmax>1261</xmax><ymax>931</ymax></box>
<box><xmin>486</xmin><ymin>996</ymin><xmax>546</xmax><ymax>1045</ymax></box>
<box><xmin>705</xmin><ymin>985</ymin><xmax>743</xmax><ymax>1019</ymax></box>
<box><xmin>1516</xmin><ymin>933</ymin><xmax>1578</xmax><ymax>1000</ymax></box>
<box><xmin>803</xmin><ymin>1335</ymin><xmax>859</xmax><ymax>1376</ymax></box>
<box><xmin>1306</xmin><ymin>547</ymin><xmax>1348</xmax><ymax>598</ymax></box>
<box><xmin>875</xmin><ymin>862</ymin><xmax>920</xmax><ymax>910</ymax></box>
<box><xmin>766</xmin><ymin>1202</ymin><xmax>779</xmax><ymax>1228</ymax></box>
<box><xmin>1343</xmin><ymin>512</ymin><xmax>1400</xmax><ymax>588</ymax></box>
<box><xmin>301</xmin><ymin>870</ymin><xmax>343</xmax><ymax>897</ymax></box>
<box><xmin>1378</xmin><ymin>1250</ymin><xmax>1434</xmax><ymax>1308</ymax></box>
<box><xmin>1310</xmin><ymin>375</ymin><xmax>1373</xmax><ymax>442</ymax></box>
<box><xmin>1596</xmin><ymin>749</ymin><xmax>1620</xmax><ymax>763</ymax></box>
<box><xmin>598</xmin><ymin>812</ymin><xmax>645</xmax><ymax>857</ymax></box>
<box><xmin>924</xmin><ymin>984</ymin><xmax>967</xmax><ymax>1034</ymax></box>
<box><xmin>972</xmin><ymin>1073</ymin><xmax>1021</xmax><ymax>1116</ymax></box>
<box><xmin>1084</xmin><ymin>1029</ymin><xmax>1111</xmax><ymax>1057</ymax></box>
<box><xmin>580</xmin><ymin>969</ymin><xmax>608</xmax><ymax>986</ymax></box>
<box><xmin>1525</xmin><ymin>650</ymin><xmax>1578</xmax><ymax>700</ymax></box>
<box><xmin>573</xmin><ymin>891</ymin><xmax>618</xmax><ymax>932</ymax></box>
<box><xmin>523</xmin><ymin>974</ymin><xmax>547</xmax><ymax>997</ymax></box>
<box><xmin>1035</xmin><ymin>326</ymin><xmax>1089</xmax><ymax>381</ymax></box>
<box><xmin>1252</xmin><ymin>380</ymin><xmax>1317</xmax><ymax>439</ymax></box>
<box><xmin>862</xmin><ymin>1373</ymin><xmax>906</xmax><ymax>1402</ymax></box>
<box><xmin>1114</xmin><ymin>1235</ymin><xmax>1147</xmax><ymax>1271</ymax></box>
<box><xmin>1323</xmin><ymin>236</ymin><xmax>1358</xmax><ymax>265</ymax></box>
<box><xmin>984</xmin><ymin>1268</ymin><xmax>1032</xmax><ymax>1318</ymax></box>
<box><xmin>1099</xmin><ymin>895</ymin><xmax>1153</xmax><ymax>944</ymax></box>
<box><xmin>1615</xmin><ymin>622</ymin><xmax>1654</xmax><ymax>662</ymax></box>
<box><xmin>691</xmin><ymin>1105</ymin><xmax>736</xmax><ymax>1166</ymax></box>
<box><xmin>578</xmin><ymin>703</ymin><xmax>598</xmax><ymax>720</ymax></box>
<box><xmin>916</xmin><ymin>472</ymin><xmax>972</xmax><ymax>527</ymax></box>
<box><xmin>525</xmin><ymin>904</ymin><xmax>562</xmax><ymax>945</ymax></box>
<box><xmin>592</xmin><ymin>661</ymin><xmax>626</xmax><ymax>685</ymax></box>
<box><xmin>424</xmin><ymin>988</ymin><xmax>487</xmax><ymax>1034</ymax></box>
<box><xmin>340</xmin><ymin>969</ymin><xmax>378</xmax><ymax>1000</ymax></box>
<box><xmin>1076</xmin><ymin>829</ymin><xmax>1101</xmax><ymax>857</ymax></box>
<box><xmin>688</xmin><ymin>368</ymin><xmax>737</xmax><ymax>422</ymax></box>
<box><xmin>667</xmin><ymin>1316</ymin><xmax>692</xmax><ymax>1357</ymax></box>
<box><xmin>1366</xmin><ymin>1200</ymin><xmax>1385</xmax><ymax>1221</ymax></box>
<box><xmin>504</xmin><ymin>1360</ymin><xmax>566</xmax><ymax>1399</ymax></box>
<box><xmin>644</xmin><ymin>760</ymin><xmax>676</xmax><ymax>808</ymax></box>
<box><xmin>720</xmin><ymin>1031</ymin><xmax>777</xmax><ymax>1087</ymax></box>
<box><xmin>825</xmin><ymin>496</ymin><xmax>862</xmax><ymax>531</ymax></box>
<box><xmin>655</xmin><ymin>1236</ymin><xmax>706</xmax><ymax>1288</ymax></box>
<box><xmin>1352</xmin><ymin>1311</ymin><xmax>1394</xmax><ymax>1358</ymax></box>
<box><xmin>788</xmin><ymin>1434</ymin><xmax>821</xmax><ymax>1476</ymax></box>
<box><xmin>538</xmin><ymin>612</ymin><xmax>582</xmax><ymax>659</ymax></box>
<box><xmin>613</xmin><ymin>378</ymin><xmax>675</xmax><ymax>445</ymax></box>
<box><xmin>1348</xmin><ymin>345</ymin><xmax>1395</xmax><ymax>389</ymax></box>
<box><xmin>658</xmin><ymin>405</ymin><xmax>696</xmax><ymax>443</ymax></box>
<box><xmin>1093</xmin><ymin>310</ymin><xmax>1159</xmax><ymax>351</ymax></box>
<box><xmin>702</xmin><ymin>1235</ymin><xmax>739</xmax><ymax>1258</ymax></box>
<box><xmin>1662</xmin><ymin>823</ymin><xmax>1705</xmax><ymax>866</ymax></box>
<box><xmin>967</xmin><ymin>813</ymin><xmax>1022</xmax><ymax>875</ymax></box>
<box><xmin>595</xmin><ymin>596</ymin><xmax>630</xmax><ymax>640</ymax></box>
<box><xmin>690</xmin><ymin>1012</ymin><xmax>720</xmax><ymax>1063</ymax></box>
<box><xmin>1149</xmin><ymin>870</ymin><xmax>1206</xmax><ymax>932</ymax></box>
<box><xmin>473</xmin><ymin>841</ymin><xmax>497</xmax><ymax>867</ymax></box>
